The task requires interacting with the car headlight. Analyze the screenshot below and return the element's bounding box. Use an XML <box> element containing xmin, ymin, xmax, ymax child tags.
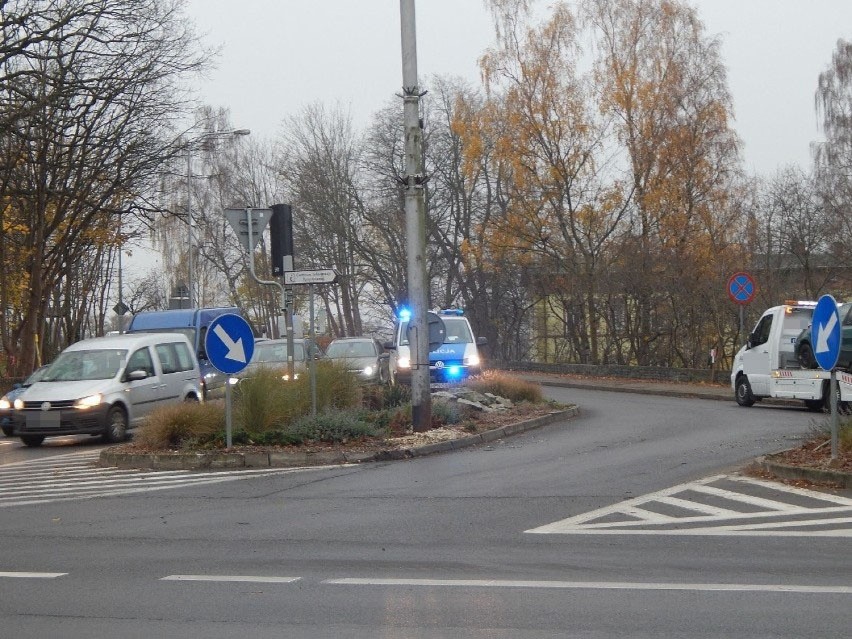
<box><xmin>362</xmin><ymin>366</ymin><xmax>374</xmax><ymax>377</ymax></box>
<box><xmin>464</xmin><ymin>353</ymin><xmax>480</xmax><ymax>367</ymax></box>
<box><xmin>74</xmin><ymin>394</ymin><xmax>102</xmax><ymax>409</ymax></box>
<box><xmin>0</xmin><ymin>397</ymin><xmax>10</xmax><ymax>410</ymax></box>
<box><xmin>13</xmin><ymin>398</ymin><xmax>24</xmax><ymax>410</ymax></box>
<box><xmin>398</xmin><ymin>357</ymin><xmax>411</xmax><ymax>369</ymax></box>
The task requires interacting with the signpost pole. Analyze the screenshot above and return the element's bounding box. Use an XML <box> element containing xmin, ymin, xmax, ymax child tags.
<box><xmin>225</xmin><ymin>378</ymin><xmax>233</xmax><ymax>448</ymax></box>
<box><xmin>309</xmin><ymin>284</ymin><xmax>316</xmax><ymax>417</ymax></box>
<box><xmin>831</xmin><ymin>371</ymin><xmax>839</xmax><ymax>460</ymax></box>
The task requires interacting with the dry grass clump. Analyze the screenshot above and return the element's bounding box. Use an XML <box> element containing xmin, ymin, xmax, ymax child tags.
<box><xmin>234</xmin><ymin>361</ymin><xmax>361</xmax><ymax>433</ymax></box>
<box><xmin>463</xmin><ymin>369</ymin><xmax>544</xmax><ymax>403</ymax></box>
<box><xmin>134</xmin><ymin>401</ymin><xmax>224</xmax><ymax>450</ymax></box>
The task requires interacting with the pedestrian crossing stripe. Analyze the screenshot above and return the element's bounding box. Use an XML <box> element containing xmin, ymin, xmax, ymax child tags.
<box><xmin>526</xmin><ymin>474</ymin><xmax>852</xmax><ymax>537</ymax></box>
<box><xmin>0</xmin><ymin>449</ymin><xmax>325</xmax><ymax>508</ymax></box>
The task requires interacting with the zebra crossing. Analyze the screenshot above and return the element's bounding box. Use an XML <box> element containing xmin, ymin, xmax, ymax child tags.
<box><xmin>0</xmin><ymin>449</ymin><xmax>318</xmax><ymax>508</ymax></box>
<box><xmin>527</xmin><ymin>474</ymin><xmax>852</xmax><ymax>537</ymax></box>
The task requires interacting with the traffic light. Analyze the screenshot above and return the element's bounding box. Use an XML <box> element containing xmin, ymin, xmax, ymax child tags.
<box><xmin>270</xmin><ymin>203</ymin><xmax>294</xmax><ymax>276</ymax></box>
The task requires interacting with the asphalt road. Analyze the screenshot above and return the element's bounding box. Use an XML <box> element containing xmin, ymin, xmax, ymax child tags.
<box><xmin>0</xmin><ymin>386</ymin><xmax>849</xmax><ymax>638</ymax></box>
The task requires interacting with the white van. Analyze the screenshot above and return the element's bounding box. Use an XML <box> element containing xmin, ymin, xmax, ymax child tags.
<box><xmin>386</xmin><ymin>308</ymin><xmax>487</xmax><ymax>384</ymax></box>
<box><xmin>5</xmin><ymin>333</ymin><xmax>202</xmax><ymax>447</ymax></box>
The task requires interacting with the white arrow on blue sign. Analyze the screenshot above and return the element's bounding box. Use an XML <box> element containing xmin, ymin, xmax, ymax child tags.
<box><xmin>205</xmin><ymin>313</ymin><xmax>255</xmax><ymax>375</ymax></box>
<box><xmin>813</xmin><ymin>294</ymin><xmax>841</xmax><ymax>371</ymax></box>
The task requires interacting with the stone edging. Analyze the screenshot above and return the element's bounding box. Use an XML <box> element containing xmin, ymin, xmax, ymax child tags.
<box><xmin>98</xmin><ymin>407</ymin><xmax>579</xmax><ymax>471</ymax></box>
<box><xmin>756</xmin><ymin>455</ymin><xmax>852</xmax><ymax>488</ymax></box>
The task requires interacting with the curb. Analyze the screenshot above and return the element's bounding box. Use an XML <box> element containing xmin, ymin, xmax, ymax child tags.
<box><xmin>756</xmin><ymin>455</ymin><xmax>852</xmax><ymax>488</ymax></box>
<box><xmin>99</xmin><ymin>407</ymin><xmax>579</xmax><ymax>471</ymax></box>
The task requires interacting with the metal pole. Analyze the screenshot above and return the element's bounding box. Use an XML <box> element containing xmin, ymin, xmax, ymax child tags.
<box><xmin>309</xmin><ymin>284</ymin><xmax>317</xmax><ymax>417</ymax></box>
<box><xmin>225</xmin><ymin>377</ymin><xmax>233</xmax><ymax>448</ymax></box>
<box><xmin>186</xmin><ymin>145</ymin><xmax>194</xmax><ymax>309</ymax></box>
<box><xmin>831</xmin><ymin>371</ymin><xmax>839</xmax><ymax>460</ymax></box>
<box><xmin>400</xmin><ymin>0</ymin><xmax>431</xmax><ymax>432</ymax></box>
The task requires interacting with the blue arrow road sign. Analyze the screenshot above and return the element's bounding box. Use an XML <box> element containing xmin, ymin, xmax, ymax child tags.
<box><xmin>205</xmin><ymin>313</ymin><xmax>255</xmax><ymax>375</ymax></box>
<box><xmin>813</xmin><ymin>294</ymin><xmax>841</xmax><ymax>371</ymax></box>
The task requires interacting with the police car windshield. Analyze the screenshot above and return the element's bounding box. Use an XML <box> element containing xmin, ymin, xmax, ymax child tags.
<box><xmin>398</xmin><ymin>318</ymin><xmax>472</xmax><ymax>345</ymax></box>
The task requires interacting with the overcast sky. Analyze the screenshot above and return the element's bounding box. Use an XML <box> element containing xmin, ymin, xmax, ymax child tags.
<box><xmin>183</xmin><ymin>0</ymin><xmax>852</xmax><ymax>177</ymax></box>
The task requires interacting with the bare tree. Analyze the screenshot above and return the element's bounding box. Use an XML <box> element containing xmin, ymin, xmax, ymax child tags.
<box><xmin>0</xmin><ymin>0</ymin><xmax>211</xmax><ymax>374</ymax></box>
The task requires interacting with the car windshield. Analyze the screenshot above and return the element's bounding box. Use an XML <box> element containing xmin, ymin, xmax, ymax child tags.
<box><xmin>24</xmin><ymin>366</ymin><xmax>49</xmax><ymax>385</ymax></box>
<box><xmin>42</xmin><ymin>349</ymin><xmax>128</xmax><ymax>382</ymax></box>
<box><xmin>398</xmin><ymin>318</ymin><xmax>472</xmax><ymax>346</ymax></box>
<box><xmin>253</xmin><ymin>342</ymin><xmax>305</xmax><ymax>363</ymax></box>
<box><xmin>327</xmin><ymin>341</ymin><xmax>376</xmax><ymax>358</ymax></box>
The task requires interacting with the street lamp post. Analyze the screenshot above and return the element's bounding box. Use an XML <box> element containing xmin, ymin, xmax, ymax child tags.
<box><xmin>185</xmin><ymin>128</ymin><xmax>250</xmax><ymax>308</ymax></box>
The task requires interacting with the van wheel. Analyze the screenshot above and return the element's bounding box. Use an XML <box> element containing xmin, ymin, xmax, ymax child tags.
<box><xmin>735</xmin><ymin>376</ymin><xmax>755</xmax><ymax>407</ymax></box>
<box><xmin>2</xmin><ymin>424</ymin><xmax>14</xmax><ymax>437</ymax></box>
<box><xmin>103</xmin><ymin>405</ymin><xmax>128</xmax><ymax>443</ymax></box>
<box><xmin>20</xmin><ymin>435</ymin><xmax>45</xmax><ymax>447</ymax></box>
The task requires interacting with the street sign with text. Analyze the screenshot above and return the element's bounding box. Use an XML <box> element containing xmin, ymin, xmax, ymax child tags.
<box><xmin>284</xmin><ymin>269</ymin><xmax>338</xmax><ymax>285</ymax></box>
<box><xmin>224</xmin><ymin>208</ymin><xmax>272</xmax><ymax>253</ymax></box>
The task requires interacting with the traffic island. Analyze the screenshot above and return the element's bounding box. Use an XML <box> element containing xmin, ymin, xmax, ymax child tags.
<box><xmin>756</xmin><ymin>454</ymin><xmax>852</xmax><ymax>488</ymax></box>
<box><xmin>99</xmin><ymin>407</ymin><xmax>577</xmax><ymax>471</ymax></box>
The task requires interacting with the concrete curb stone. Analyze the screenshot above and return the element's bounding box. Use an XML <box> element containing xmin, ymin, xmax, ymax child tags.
<box><xmin>99</xmin><ymin>407</ymin><xmax>578</xmax><ymax>471</ymax></box>
<box><xmin>756</xmin><ymin>455</ymin><xmax>852</xmax><ymax>488</ymax></box>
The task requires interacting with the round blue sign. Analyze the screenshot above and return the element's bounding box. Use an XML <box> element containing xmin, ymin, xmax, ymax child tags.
<box><xmin>812</xmin><ymin>294</ymin><xmax>841</xmax><ymax>371</ymax></box>
<box><xmin>204</xmin><ymin>313</ymin><xmax>255</xmax><ymax>375</ymax></box>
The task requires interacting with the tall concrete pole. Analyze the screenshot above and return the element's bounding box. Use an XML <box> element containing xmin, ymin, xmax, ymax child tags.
<box><xmin>400</xmin><ymin>0</ymin><xmax>431</xmax><ymax>431</ymax></box>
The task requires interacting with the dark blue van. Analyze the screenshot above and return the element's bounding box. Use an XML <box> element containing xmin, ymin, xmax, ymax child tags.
<box><xmin>126</xmin><ymin>307</ymin><xmax>250</xmax><ymax>399</ymax></box>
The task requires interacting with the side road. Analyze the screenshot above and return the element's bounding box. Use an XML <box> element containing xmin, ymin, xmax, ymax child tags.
<box><xmin>521</xmin><ymin>371</ymin><xmax>852</xmax><ymax>489</ymax></box>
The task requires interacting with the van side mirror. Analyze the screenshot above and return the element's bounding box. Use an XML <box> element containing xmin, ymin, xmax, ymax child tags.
<box><xmin>127</xmin><ymin>369</ymin><xmax>148</xmax><ymax>381</ymax></box>
<box><xmin>384</xmin><ymin>341</ymin><xmax>396</xmax><ymax>350</ymax></box>
<box><xmin>476</xmin><ymin>336</ymin><xmax>488</xmax><ymax>346</ymax></box>
<box><xmin>746</xmin><ymin>333</ymin><xmax>755</xmax><ymax>349</ymax></box>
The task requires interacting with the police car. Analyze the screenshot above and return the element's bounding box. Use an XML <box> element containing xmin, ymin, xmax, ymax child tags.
<box><xmin>386</xmin><ymin>308</ymin><xmax>487</xmax><ymax>384</ymax></box>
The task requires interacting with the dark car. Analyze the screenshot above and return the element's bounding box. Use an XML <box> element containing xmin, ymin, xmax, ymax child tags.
<box><xmin>795</xmin><ymin>301</ymin><xmax>852</xmax><ymax>369</ymax></box>
<box><xmin>240</xmin><ymin>338</ymin><xmax>323</xmax><ymax>380</ymax></box>
<box><xmin>325</xmin><ymin>337</ymin><xmax>390</xmax><ymax>385</ymax></box>
<box><xmin>0</xmin><ymin>365</ymin><xmax>48</xmax><ymax>436</ymax></box>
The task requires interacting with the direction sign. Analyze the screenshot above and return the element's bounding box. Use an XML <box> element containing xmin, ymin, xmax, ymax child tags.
<box><xmin>224</xmin><ymin>208</ymin><xmax>273</xmax><ymax>253</ymax></box>
<box><xmin>283</xmin><ymin>269</ymin><xmax>338</xmax><ymax>285</ymax></box>
<box><xmin>813</xmin><ymin>294</ymin><xmax>841</xmax><ymax>371</ymax></box>
<box><xmin>727</xmin><ymin>272</ymin><xmax>756</xmax><ymax>305</ymax></box>
<box><xmin>204</xmin><ymin>313</ymin><xmax>255</xmax><ymax>375</ymax></box>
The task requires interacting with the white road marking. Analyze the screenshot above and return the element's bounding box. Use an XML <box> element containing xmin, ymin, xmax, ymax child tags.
<box><xmin>162</xmin><ymin>575</ymin><xmax>300</xmax><ymax>583</ymax></box>
<box><xmin>0</xmin><ymin>449</ymin><xmax>328</xmax><ymax>508</ymax></box>
<box><xmin>324</xmin><ymin>578</ymin><xmax>852</xmax><ymax>594</ymax></box>
<box><xmin>0</xmin><ymin>571</ymin><xmax>66</xmax><ymax>579</ymax></box>
<box><xmin>528</xmin><ymin>474</ymin><xmax>852</xmax><ymax>537</ymax></box>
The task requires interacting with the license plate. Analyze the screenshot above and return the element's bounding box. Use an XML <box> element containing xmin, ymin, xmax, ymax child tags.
<box><xmin>27</xmin><ymin>412</ymin><xmax>61</xmax><ymax>428</ymax></box>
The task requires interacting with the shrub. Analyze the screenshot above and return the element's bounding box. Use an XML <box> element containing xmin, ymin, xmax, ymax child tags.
<box><xmin>432</xmin><ymin>397</ymin><xmax>463</xmax><ymax>426</ymax></box>
<box><xmin>136</xmin><ymin>401</ymin><xmax>225</xmax><ymax>449</ymax></box>
<box><xmin>233</xmin><ymin>369</ymin><xmax>294</xmax><ymax>433</ymax></box>
<box><xmin>361</xmin><ymin>382</ymin><xmax>411</xmax><ymax>411</ymax></box>
<box><xmin>233</xmin><ymin>362</ymin><xmax>361</xmax><ymax>434</ymax></box>
<box><xmin>288</xmin><ymin>409</ymin><xmax>380</xmax><ymax>443</ymax></box>
<box><xmin>463</xmin><ymin>369</ymin><xmax>543</xmax><ymax>403</ymax></box>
